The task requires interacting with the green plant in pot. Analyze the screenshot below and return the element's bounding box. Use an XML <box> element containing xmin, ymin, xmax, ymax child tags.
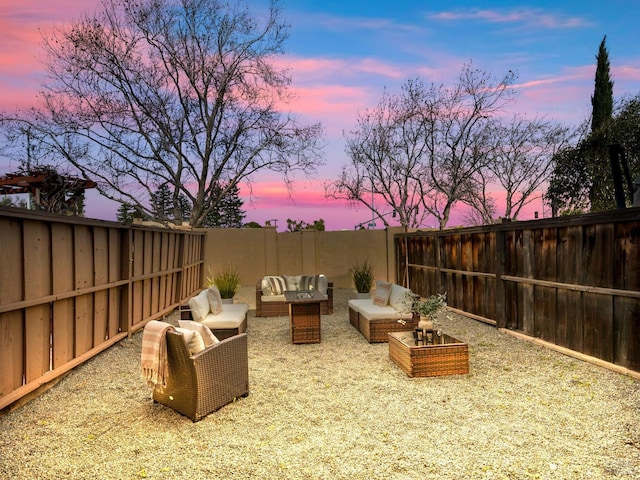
<box><xmin>412</xmin><ymin>292</ymin><xmax>447</xmax><ymax>339</ymax></box>
<box><xmin>208</xmin><ymin>265</ymin><xmax>240</xmax><ymax>301</ymax></box>
<box><xmin>350</xmin><ymin>258</ymin><xmax>373</xmax><ymax>297</ymax></box>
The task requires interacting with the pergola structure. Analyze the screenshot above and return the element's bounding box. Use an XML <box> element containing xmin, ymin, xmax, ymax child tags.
<box><xmin>0</xmin><ymin>168</ymin><xmax>97</xmax><ymax>214</ymax></box>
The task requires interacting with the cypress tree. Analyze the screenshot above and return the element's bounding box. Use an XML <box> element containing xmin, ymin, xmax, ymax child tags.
<box><xmin>588</xmin><ymin>35</ymin><xmax>616</xmax><ymax>211</ymax></box>
<box><xmin>591</xmin><ymin>36</ymin><xmax>614</xmax><ymax>133</ymax></box>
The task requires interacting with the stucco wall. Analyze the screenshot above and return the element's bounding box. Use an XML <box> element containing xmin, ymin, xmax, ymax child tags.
<box><xmin>202</xmin><ymin>227</ymin><xmax>407</xmax><ymax>289</ymax></box>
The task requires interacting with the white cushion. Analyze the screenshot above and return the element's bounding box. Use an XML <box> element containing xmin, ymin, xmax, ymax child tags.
<box><xmin>389</xmin><ymin>284</ymin><xmax>413</xmax><ymax>313</ymax></box>
<box><xmin>356</xmin><ymin>300</ymin><xmax>413</xmax><ymax>320</ymax></box>
<box><xmin>373</xmin><ymin>281</ymin><xmax>392</xmax><ymax>306</ymax></box>
<box><xmin>174</xmin><ymin>327</ymin><xmax>206</xmax><ymax>355</ymax></box>
<box><xmin>187</xmin><ymin>290</ymin><xmax>210</xmax><ymax>322</ymax></box>
<box><xmin>299</xmin><ymin>274</ymin><xmax>328</xmax><ymax>295</ymax></box>
<box><xmin>201</xmin><ymin>303</ymin><xmax>248</xmax><ymax>329</ymax></box>
<box><xmin>261</xmin><ymin>294</ymin><xmax>286</xmax><ymax>302</ymax></box>
<box><xmin>206</xmin><ymin>286</ymin><xmax>223</xmax><ymax>315</ymax></box>
<box><xmin>177</xmin><ymin>319</ymin><xmax>219</xmax><ymax>346</ymax></box>
<box><xmin>283</xmin><ymin>275</ymin><xmax>302</xmax><ymax>290</ymax></box>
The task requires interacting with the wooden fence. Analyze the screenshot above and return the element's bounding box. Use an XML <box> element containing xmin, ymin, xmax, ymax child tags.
<box><xmin>395</xmin><ymin>208</ymin><xmax>640</xmax><ymax>373</ymax></box>
<box><xmin>0</xmin><ymin>208</ymin><xmax>204</xmax><ymax>410</ymax></box>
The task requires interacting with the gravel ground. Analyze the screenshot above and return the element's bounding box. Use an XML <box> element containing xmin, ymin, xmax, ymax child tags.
<box><xmin>1</xmin><ymin>288</ymin><xmax>639</xmax><ymax>480</ymax></box>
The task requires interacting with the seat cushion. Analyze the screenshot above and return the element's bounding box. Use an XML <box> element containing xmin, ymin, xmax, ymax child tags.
<box><xmin>201</xmin><ymin>303</ymin><xmax>249</xmax><ymax>329</ymax></box>
<box><xmin>261</xmin><ymin>294</ymin><xmax>286</xmax><ymax>302</ymax></box>
<box><xmin>356</xmin><ymin>300</ymin><xmax>413</xmax><ymax>320</ymax></box>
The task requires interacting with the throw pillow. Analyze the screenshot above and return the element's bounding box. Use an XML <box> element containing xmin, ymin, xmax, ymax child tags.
<box><xmin>206</xmin><ymin>285</ymin><xmax>223</xmax><ymax>315</ymax></box>
<box><xmin>187</xmin><ymin>290</ymin><xmax>210</xmax><ymax>322</ymax></box>
<box><xmin>373</xmin><ymin>281</ymin><xmax>392</xmax><ymax>306</ymax></box>
<box><xmin>178</xmin><ymin>320</ymin><xmax>219</xmax><ymax>347</ymax></box>
<box><xmin>175</xmin><ymin>327</ymin><xmax>206</xmax><ymax>355</ymax></box>
<box><xmin>269</xmin><ymin>276</ymin><xmax>287</xmax><ymax>295</ymax></box>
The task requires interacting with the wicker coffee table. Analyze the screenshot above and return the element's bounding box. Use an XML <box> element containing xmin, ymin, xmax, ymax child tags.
<box><xmin>285</xmin><ymin>290</ymin><xmax>323</xmax><ymax>344</ymax></box>
<box><xmin>388</xmin><ymin>331</ymin><xmax>469</xmax><ymax>377</ymax></box>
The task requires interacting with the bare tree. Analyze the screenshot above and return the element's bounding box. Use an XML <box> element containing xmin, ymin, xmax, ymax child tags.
<box><xmin>326</xmin><ymin>80</ymin><xmax>430</xmax><ymax>230</ymax></box>
<box><xmin>420</xmin><ymin>65</ymin><xmax>516</xmax><ymax>229</ymax></box>
<box><xmin>477</xmin><ymin>116</ymin><xmax>571</xmax><ymax>220</ymax></box>
<box><xmin>0</xmin><ymin>0</ymin><xmax>323</xmax><ymax>226</ymax></box>
<box><xmin>328</xmin><ymin>65</ymin><xmax>515</xmax><ymax>230</ymax></box>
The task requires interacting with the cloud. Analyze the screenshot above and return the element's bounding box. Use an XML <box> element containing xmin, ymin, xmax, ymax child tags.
<box><xmin>428</xmin><ymin>8</ymin><xmax>591</xmax><ymax>29</ymax></box>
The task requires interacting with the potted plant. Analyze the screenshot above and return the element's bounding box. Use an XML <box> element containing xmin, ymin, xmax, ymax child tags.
<box><xmin>208</xmin><ymin>265</ymin><xmax>241</xmax><ymax>303</ymax></box>
<box><xmin>350</xmin><ymin>258</ymin><xmax>373</xmax><ymax>299</ymax></box>
<box><xmin>411</xmin><ymin>292</ymin><xmax>447</xmax><ymax>338</ymax></box>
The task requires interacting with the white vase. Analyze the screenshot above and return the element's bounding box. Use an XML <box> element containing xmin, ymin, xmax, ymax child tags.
<box><xmin>418</xmin><ymin>316</ymin><xmax>433</xmax><ymax>341</ymax></box>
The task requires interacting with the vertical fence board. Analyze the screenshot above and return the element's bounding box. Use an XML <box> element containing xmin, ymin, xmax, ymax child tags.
<box><xmin>536</xmin><ymin>228</ymin><xmax>557</xmax><ymax>343</ymax></box>
<box><xmin>93</xmin><ymin>228</ymin><xmax>109</xmax><ymax>344</ymax></box>
<box><xmin>23</xmin><ymin>221</ymin><xmax>52</xmax><ymax>381</ymax></box>
<box><xmin>51</xmin><ymin>223</ymin><xmax>74</xmax><ymax>368</ymax></box>
<box><xmin>0</xmin><ymin>218</ymin><xmax>25</xmax><ymax>396</ymax></box>
<box><xmin>108</xmin><ymin>229</ymin><xmax>122</xmax><ymax>338</ymax></box>
<box><xmin>74</xmin><ymin>226</ymin><xmax>94</xmax><ymax>355</ymax></box>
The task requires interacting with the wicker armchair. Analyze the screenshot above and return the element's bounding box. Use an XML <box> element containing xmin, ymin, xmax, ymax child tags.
<box><xmin>152</xmin><ymin>331</ymin><xmax>249</xmax><ymax>422</ymax></box>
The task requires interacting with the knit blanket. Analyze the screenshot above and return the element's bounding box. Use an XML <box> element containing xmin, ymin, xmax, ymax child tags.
<box><xmin>141</xmin><ymin>320</ymin><xmax>174</xmax><ymax>390</ymax></box>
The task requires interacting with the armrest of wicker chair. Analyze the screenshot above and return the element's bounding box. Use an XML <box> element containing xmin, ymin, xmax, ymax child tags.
<box><xmin>152</xmin><ymin>331</ymin><xmax>249</xmax><ymax>422</ymax></box>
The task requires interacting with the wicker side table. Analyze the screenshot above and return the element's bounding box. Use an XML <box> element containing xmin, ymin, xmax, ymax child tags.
<box><xmin>388</xmin><ymin>331</ymin><xmax>469</xmax><ymax>377</ymax></box>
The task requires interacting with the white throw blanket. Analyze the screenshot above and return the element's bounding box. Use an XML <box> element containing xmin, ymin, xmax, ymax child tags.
<box><xmin>141</xmin><ymin>320</ymin><xmax>174</xmax><ymax>390</ymax></box>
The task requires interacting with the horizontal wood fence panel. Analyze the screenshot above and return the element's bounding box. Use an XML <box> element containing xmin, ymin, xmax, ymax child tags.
<box><xmin>0</xmin><ymin>208</ymin><xmax>205</xmax><ymax>410</ymax></box>
<box><xmin>396</xmin><ymin>208</ymin><xmax>640</xmax><ymax>374</ymax></box>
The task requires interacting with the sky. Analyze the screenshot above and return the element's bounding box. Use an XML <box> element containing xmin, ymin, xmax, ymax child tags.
<box><xmin>1</xmin><ymin>0</ymin><xmax>639</xmax><ymax>230</ymax></box>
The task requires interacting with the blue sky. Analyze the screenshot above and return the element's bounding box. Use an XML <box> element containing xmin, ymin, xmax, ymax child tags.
<box><xmin>1</xmin><ymin>1</ymin><xmax>639</xmax><ymax>229</ymax></box>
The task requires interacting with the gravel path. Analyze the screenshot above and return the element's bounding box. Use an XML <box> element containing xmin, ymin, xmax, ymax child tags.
<box><xmin>1</xmin><ymin>289</ymin><xmax>639</xmax><ymax>479</ymax></box>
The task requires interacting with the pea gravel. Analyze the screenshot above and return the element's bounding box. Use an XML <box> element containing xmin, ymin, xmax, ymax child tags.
<box><xmin>1</xmin><ymin>288</ymin><xmax>639</xmax><ymax>480</ymax></box>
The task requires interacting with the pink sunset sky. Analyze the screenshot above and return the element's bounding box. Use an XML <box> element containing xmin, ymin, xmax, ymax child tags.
<box><xmin>1</xmin><ymin>0</ymin><xmax>639</xmax><ymax>230</ymax></box>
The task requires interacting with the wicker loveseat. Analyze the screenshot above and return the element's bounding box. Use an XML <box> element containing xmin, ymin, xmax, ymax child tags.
<box><xmin>255</xmin><ymin>275</ymin><xmax>334</xmax><ymax>317</ymax></box>
<box><xmin>348</xmin><ymin>282</ymin><xmax>418</xmax><ymax>343</ymax></box>
<box><xmin>180</xmin><ymin>287</ymin><xmax>248</xmax><ymax>340</ymax></box>
<box><xmin>152</xmin><ymin>330</ymin><xmax>249</xmax><ymax>422</ymax></box>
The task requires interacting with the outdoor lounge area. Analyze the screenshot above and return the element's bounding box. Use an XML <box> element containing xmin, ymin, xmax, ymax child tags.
<box><xmin>1</xmin><ymin>287</ymin><xmax>639</xmax><ymax>479</ymax></box>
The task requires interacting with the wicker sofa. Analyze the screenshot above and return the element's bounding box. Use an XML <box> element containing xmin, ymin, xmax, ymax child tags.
<box><xmin>179</xmin><ymin>287</ymin><xmax>248</xmax><ymax>340</ymax></box>
<box><xmin>348</xmin><ymin>282</ymin><xmax>418</xmax><ymax>343</ymax></box>
<box><xmin>152</xmin><ymin>330</ymin><xmax>249</xmax><ymax>422</ymax></box>
<box><xmin>255</xmin><ymin>275</ymin><xmax>334</xmax><ymax>317</ymax></box>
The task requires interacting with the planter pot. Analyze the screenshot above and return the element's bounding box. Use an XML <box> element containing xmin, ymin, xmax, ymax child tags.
<box><xmin>356</xmin><ymin>292</ymin><xmax>370</xmax><ymax>299</ymax></box>
<box><xmin>221</xmin><ymin>298</ymin><xmax>234</xmax><ymax>304</ymax></box>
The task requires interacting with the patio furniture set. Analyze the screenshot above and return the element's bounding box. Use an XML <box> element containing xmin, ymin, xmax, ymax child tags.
<box><xmin>142</xmin><ymin>274</ymin><xmax>469</xmax><ymax>421</ymax></box>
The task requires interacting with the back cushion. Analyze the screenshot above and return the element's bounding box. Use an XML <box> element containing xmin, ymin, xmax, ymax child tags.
<box><xmin>389</xmin><ymin>284</ymin><xmax>413</xmax><ymax>313</ymax></box>
<box><xmin>283</xmin><ymin>275</ymin><xmax>301</xmax><ymax>290</ymax></box>
<box><xmin>373</xmin><ymin>281</ymin><xmax>392</xmax><ymax>306</ymax></box>
<box><xmin>206</xmin><ymin>285</ymin><xmax>223</xmax><ymax>315</ymax></box>
<box><xmin>178</xmin><ymin>320</ymin><xmax>219</xmax><ymax>347</ymax></box>
<box><xmin>300</xmin><ymin>275</ymin><xmax>328</xmax><ymax>295</ymax></box>
<box><xmin>175</xmin><ymin>327</ymin><xmax>206</xmax><ymax>355</ymax></box>
<box><xmin>188</xmin><ymin>290</ymin><xmax>210</xmax><ymax>322</ymax></box>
